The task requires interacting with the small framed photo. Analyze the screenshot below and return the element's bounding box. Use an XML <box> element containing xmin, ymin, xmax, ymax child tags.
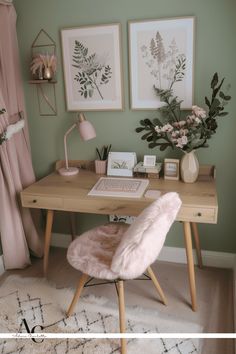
<box><xmin>107</xmin><ymin>152</ymin><xmax>137</xmax><ymax>177</ymax></box>
<box><xmin>61</xmin><ymin>23</ymin><xmax>124</xmax><ymax>111</ymax></box>
<box><xmin>164</xmin><ymin>158</ymin><xmax>179</xmax><ymax>180</ymax></box>
<box><xmin>143</xmin><ymin>155</ymin><xmax>156</xmax><ymax>167</ymax></box>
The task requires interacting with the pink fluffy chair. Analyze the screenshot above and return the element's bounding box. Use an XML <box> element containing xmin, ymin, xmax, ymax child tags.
<box><xmin>66</xmin><ymin>192</ymin><xmax>181</xmax><ymax>354</ymax></box>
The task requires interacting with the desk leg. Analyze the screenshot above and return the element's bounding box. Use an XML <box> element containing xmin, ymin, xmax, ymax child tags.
<box><xmin>69</xmin><ymin>212</ymin><xmax>76</xmax><ymax>241</ymax></box>
<box><xmin>43</xmin><ymin>209</ymin><xmax>54</xmax><ymax>276</ymax></box>
<box><xmin>191</xmin><ymin>222</ymin><xmax>203</xmax><ymax>268</ymax></box>
<box><xmin>183</xmin><ymin>221</ymin><xmax>197</xmax><ymax>312</ymax></box>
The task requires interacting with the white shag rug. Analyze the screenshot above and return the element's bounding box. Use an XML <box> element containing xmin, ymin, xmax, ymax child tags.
<box><xmin>0</xmin><ymin>276</ymin><xmax>202</xmax><ymax>354</ymax></box>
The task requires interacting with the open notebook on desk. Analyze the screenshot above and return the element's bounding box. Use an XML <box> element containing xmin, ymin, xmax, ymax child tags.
<box><xmin>88</xmin><ymin>177</ymin><xmax>149</xmax><ymax>198</ymax></box>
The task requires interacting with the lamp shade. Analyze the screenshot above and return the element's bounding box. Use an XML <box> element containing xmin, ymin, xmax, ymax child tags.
<box><xmin>78</xmin><ymin>120</ymin><xmax>96</xmax><ymax>141</ymax></box>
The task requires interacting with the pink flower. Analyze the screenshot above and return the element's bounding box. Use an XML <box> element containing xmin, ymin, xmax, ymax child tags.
<box><xmin>171</xmin><ymin>131</ymin><xmax>178</xmax><ymax>138</ymax></box>
<box><xmin>179</xmin><ymin>120</ymin><xmax>186</xmax><ymax>127</ymax></box>
<box><xmin>154</xmin><ymin>125</ymin><xmax>161</xmax><ymax>133</ymax></box>
<box><xmin>192</xmin><ymin>105</ymin><xmax>206</xmax><ymax>118</ymax></box>
<box><xmin>179</xmin><ymin>128</ymin><xmax>189</xmax><ymax>135</ymax></box>
<box><xmin>186</xmin><ymin>115</ymin><xmax>195</xmax><ymax>124</ymax></box>
<box><xmin>173</xmin><ymin>122</ymin><xmax>179</xmax><ymax>128</ymax></box>
<box><xmin>176</xmin><ymin>136</ymin><xmax>188</xmax><ymax>148</ymax></box>
<box><xmin>161</xmin><ymin>123</ymin><xmax>173</xmax><ymax>132</ymax></box>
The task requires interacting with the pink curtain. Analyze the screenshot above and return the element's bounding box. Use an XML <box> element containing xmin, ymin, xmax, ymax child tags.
<box><xmin>0</xmin><ymin>3</ymin><xmax>43</xmax><ymax>269</ymax></box>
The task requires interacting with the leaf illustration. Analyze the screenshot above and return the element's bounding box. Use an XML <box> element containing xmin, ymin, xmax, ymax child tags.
<box><xmin>73</xmin><ymin>40</ymin><xmax>112</xmax><ymax>100</ymax></box>
<box><xmin>150</xmin><ymin>38</ymin><xmax>158</xmax><ymax>59</ymax></box>
<box><xmin>100</xmin><ymin>65</ymin><xmax>112</xmax><ymax>85</ymax></box>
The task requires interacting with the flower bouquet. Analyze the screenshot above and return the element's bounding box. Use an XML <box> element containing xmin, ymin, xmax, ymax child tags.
<box><xmin>136</xmin><ymin>73</ymin><xmax>231</xmax><ymax>153</ymax></box>
<box><xmin>136</xmin><ymin>72</ymin><xmax>231</xmax><ymax>182</ymax></box>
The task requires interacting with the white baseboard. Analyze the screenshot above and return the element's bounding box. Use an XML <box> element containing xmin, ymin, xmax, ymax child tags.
<box><xmin>0</xmin><ymin>255</ymin><xmax>5</xmax><ymax>276</ymax></box>
<box><xmin>158</xmin><ymin>246</ymin><xmax>236</xmax><ymax>269</ymax></box>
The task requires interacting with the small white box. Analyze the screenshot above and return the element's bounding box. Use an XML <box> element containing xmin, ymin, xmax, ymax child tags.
<box><xmin>143</xmin><ymin>155</ymin><xmax>156</xmax><ymax>167</ymax></box>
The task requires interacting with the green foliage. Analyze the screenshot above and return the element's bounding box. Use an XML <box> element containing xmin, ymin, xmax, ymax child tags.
<box><xmin>135</xmin><ymin>72</ymin><xmax>231</xmax><ymax>153</ymax></box>
<box><xmin>170</xmin><ymin>55</ymin><xmax>186</xmax><ymax>89</ymax></box>
<box><xmin>96</xmin><ymin>144</ymin><xmax>112</xmax><ymax>160</ymax></box>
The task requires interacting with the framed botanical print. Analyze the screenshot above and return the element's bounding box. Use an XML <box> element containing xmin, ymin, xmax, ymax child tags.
<box><xmin>129</xmin><ymin>17</ymin><xmax>195</xmax><ymax>110</ymax></box>
<box><xmin>107</xmin><ymin>152</ymin><xmax>137</xmax><ymax>177</ymax></box>
<box><xmin>61</xmin><ymin>23</ymin><xmax>124</xmax><ymax>111</ymax></box>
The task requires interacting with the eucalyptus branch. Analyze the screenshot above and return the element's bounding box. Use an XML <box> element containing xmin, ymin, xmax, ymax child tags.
<box><xmin>163</xmin><ymin>96</ymin><xmax>179</xmax><ymax>122</ymax></box>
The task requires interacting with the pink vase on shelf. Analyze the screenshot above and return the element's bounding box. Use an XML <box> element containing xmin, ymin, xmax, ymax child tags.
<box><xmin>180</xmin><ymin>150</ymin><xmax>199</xmax><ymax>183</ymax></box>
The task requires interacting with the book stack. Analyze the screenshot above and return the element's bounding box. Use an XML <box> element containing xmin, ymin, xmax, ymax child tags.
<box><xmin>133</xmin><ymin>162</ymin><xmax>162</xmax><ymax>179</ymax></box>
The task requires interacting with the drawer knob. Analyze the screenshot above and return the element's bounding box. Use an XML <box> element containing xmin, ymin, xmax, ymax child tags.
<box><xmin>33</xmin><ymin>199</ymin><xmax>37</xmax><ymax>203</ymax></box>
<box><xmin>197</xmin><ymin>212</ymin><xmax>202</xmax><ymax>217</ymax></box>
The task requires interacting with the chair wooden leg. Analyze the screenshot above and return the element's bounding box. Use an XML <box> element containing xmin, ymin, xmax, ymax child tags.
<box><xmin>117</xmin><ymin>280</ymin><xmax>127</xmax><ymax>354</ymax></box>
<box><xmin>147</xmin><ymin>266</ymin><xmax>167</xmax><ymax>306</ymax></box>
<box><xmin>67</xmin><ymin>273</ymin><xmax>89</xmax><ymax>317</ymax></box>
<box><xmin>191</xmin><ymin>222</ymin><xmax>203</xmax><ymax>268</ymax></box>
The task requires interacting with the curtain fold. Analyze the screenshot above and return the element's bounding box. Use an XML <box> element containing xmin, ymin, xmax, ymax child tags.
<box><xmin>0</xmin><ymin>3</ymin><xmax>43</xmax><ymax>269</ymax></box>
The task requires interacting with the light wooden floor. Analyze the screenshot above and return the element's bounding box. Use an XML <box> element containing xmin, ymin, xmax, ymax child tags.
<box><xmin>0</xmin><ymin>247</ymin><xmax>234</xmax><ymax>354</ymax></box>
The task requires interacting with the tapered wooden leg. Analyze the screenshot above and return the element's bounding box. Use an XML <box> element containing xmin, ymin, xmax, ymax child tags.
<box><xmin>191</xmin><ymin>222</ymin><xmax>203</xmax><ymax>268</ymax></box>
<box><xmin>69</xmin><ymin>212</ymin><xmax>77</xmax><ymax>240</ymax></box>
<box><xmin>183</xmin><ymin>222</ymin><xmax>197</xmax><ymax>312</ymax></box>
<box><xmin>147</xmin><ymin>266</ymin><xmax>167</xmax><ymax>306</ymax></box>
<box><xmin>67</xmin><ymin>273</ymin><xmax>89</xmax><ymax>317</ymax></box>
<box><xmin>117</xmin><ymin>280</ymin><xmax>126</xmax><ymax>354</ymax></box>
<box><xmin>43</xmin><ymin>209</ymin><xmax>54</xmax><ymax>276</ymax></box>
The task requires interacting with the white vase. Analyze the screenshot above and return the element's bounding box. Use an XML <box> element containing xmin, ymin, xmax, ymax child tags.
<box><xmin>180</xmin><ymin>150</ymin><xmax>199</xmax><ymax>183</ymax></box>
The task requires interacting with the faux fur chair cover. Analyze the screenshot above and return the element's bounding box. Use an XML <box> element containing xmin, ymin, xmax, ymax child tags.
<box><xmin>111</xmin><ymin>192</ymin><xmax>181</xmax><ymax>279</ymax></box>
<box><xmin>67</xmin><ymin>222</ymin><xmax>129</xmax><ymax>280</ymax></box>
<box><xmin>67</xmin><ymin>192</ymin><xmax>181</xmax><ymax>280</ymax></box>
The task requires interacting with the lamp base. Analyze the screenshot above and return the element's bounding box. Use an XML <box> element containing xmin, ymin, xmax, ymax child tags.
<box><xmin>58</xmin><ymin>167</ymin><xmax>79</xmax><ymax>176</ymax></box>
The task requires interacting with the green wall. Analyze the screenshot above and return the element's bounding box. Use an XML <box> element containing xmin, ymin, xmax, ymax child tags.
<box><xmin>14</xmin><ymin>0</ymin><xmax>236</xmax><ymax>253</ymax></box>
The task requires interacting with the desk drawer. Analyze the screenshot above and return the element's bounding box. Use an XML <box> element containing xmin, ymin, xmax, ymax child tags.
<box><xmin>22</xmin><ymin>195</ymin><xmax>63</xmax><ymax>209</ymax></box>
<box><xmin>177</xmin><ymin>206</ymin><xmax>217</xmax><ymax>223</ymax></box>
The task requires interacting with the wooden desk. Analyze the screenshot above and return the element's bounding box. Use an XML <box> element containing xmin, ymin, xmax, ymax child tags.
<box><xmin>20</xmin><ymin>168</ymin><xmax>218</xmax><ymax>312</ymax></box>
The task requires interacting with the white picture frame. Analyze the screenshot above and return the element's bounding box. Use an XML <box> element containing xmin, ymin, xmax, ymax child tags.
<box><xmin>61</xmin><ymin>23</ymin><xmax>124</xmax><ymax>111</ymax></box>
<box><xmin>143</xmin><ymin>155</ymin><xmax>156</xmax><ymax>167</ymax></box>
<box><xmin>129</xmin><ymin>16</ymin><xmax>195</xmax><ymax>110</ymax></box>
<box><xmin>107</xmin><ymin>152</ymin><xmax>137</xmax><ymax>177</ymax></box>
<box><xmin>164</xmin><ymin>158</ymin><xmax>180</xmax><ymax>180</ymax></box>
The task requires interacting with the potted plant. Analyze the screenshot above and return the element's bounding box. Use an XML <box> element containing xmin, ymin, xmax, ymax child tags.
<box><xmin>30</xmin><ymin>53</ymin><xmax>57</xmax><ymax>80</ymax></box>
<box><xmin>136</xmin><ymin>72</ymin><xmax>231</xmax><ymax>182</ymax></box>
<box><xmin>95</xmin><ymin>145</ymin><xmax>111</xmax><ymax>174</ymax></box>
